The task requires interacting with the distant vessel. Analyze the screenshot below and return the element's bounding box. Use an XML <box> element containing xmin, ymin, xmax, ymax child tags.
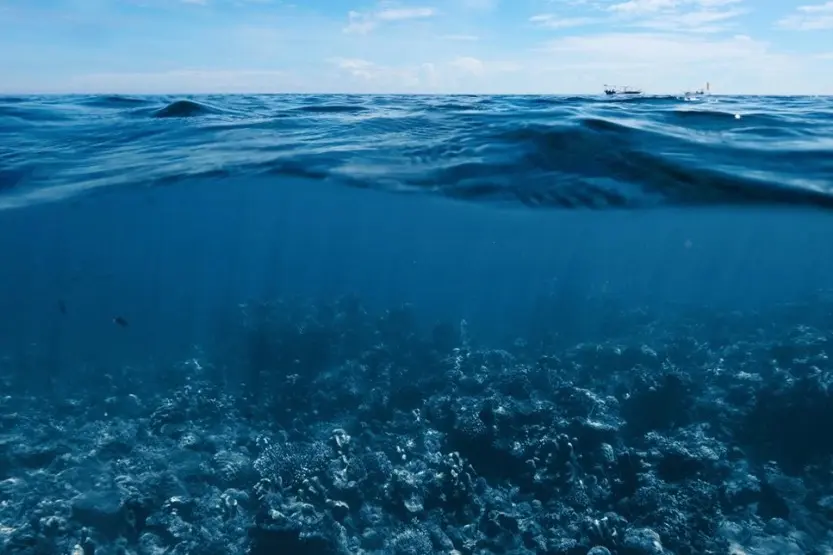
<box><xmin>683</xmin><ymin>82</ymin><xmax>710</xmax><ymax>99</ymax></box>
<box><xmin>603</xmin><ymin>85</ymin><xmax>643</xmax><ymax>96</ymax></box>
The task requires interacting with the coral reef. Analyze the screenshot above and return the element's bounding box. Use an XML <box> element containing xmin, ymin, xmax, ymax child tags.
<box><xmin>1</xmin><ymin>296</ymin><xmax>832</xmax><ymax>554</ymax></box>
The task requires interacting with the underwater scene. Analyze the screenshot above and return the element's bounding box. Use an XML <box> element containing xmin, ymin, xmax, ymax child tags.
<box><xmin>2</xmin><ymin>94</ymin><xmax>833</xmax><ymax>555</ymax></box>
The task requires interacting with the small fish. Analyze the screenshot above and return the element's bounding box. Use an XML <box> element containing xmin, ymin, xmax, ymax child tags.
<box><xmin>58</xmin><ymin>300</ymin><xmax>67</xmax><ymax>315</ymax></box>
<box><xmin>113</xmin><ymin>316</ymin><xmax>129</xmax><ymax>328</ymax></box>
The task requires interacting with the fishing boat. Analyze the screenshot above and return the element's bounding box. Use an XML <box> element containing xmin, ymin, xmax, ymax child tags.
<box><xmin>603</xmin><ymin>84</ymin><xmax>643</xmax><ymax>96</ymax></box>
<box><xmin>683</xmin><ymin>82</ymin><xmax>710</xmax><ymax>99</ymax></box>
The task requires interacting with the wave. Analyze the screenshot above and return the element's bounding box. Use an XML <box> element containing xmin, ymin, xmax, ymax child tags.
<box><xmin>1</xmin><ymin>94</ymin><xmax>832</xmax><ymax>210</ymax></box>
<box><xmin>152</xmin><ymin>99</ymin><xmax>222</xmax><ymax>118</ymax></box>
<box><xmin>293</xmin><ymin>104</ymin><xmax>368</xmax><ymax>114</ymax></box>
<box><xmin>80</xmin><ymin>95</ymin><xmax>153</xmax><ymax>108</ymax></box>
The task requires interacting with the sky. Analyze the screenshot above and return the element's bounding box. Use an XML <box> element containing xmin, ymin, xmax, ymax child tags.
<box><xmin>1</xmin><ymin>0</ymin><xmax>832</xmax><ymax>95</ymax></box>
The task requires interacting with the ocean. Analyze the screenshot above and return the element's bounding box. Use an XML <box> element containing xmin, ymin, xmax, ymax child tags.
<box><xmin>1</xmin><ymin>93</ymin><xmax>833</xmax><ymax>554</ymax></box>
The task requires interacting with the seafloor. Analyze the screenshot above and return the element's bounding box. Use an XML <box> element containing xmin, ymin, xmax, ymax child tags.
<box><xmin>1</xmin><ymin>295</ymin><xmax>832</xmax><ymax>555</ymax></box>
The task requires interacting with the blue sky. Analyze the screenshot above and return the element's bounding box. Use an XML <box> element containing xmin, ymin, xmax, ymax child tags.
<box><xmin>1</xmin><ymin>0</ymin><xmax>832</xmax><ymax>94</ymax></box>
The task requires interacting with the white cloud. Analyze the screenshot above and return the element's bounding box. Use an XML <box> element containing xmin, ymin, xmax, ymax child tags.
<box><xmin>606</xmin><ymin>0</ymin><xmax>746</xmax><ymax>32</ymax></box>
<box><xmin>530</xmin><ymin>31</ymin><xmax>833</xmax><ymax>95</ymax></box>
<box><xmin>635</xmin><ymin>7</ymin><xmax>746</xmax><ymax>32</ymax></box>
<box><xmin>328</xmin><ymin>55</ymin><xmax>519</xmax><ymax>92</ymax></box>
<box><xmin>344</xmin><ymin>5</ymin><xmax>436</xmax><ymax>34</ymax></box>
<box><xmin>319</xmin><ymin>31</ymin><xmax>833</xmax><ymax>94</ymax></box>
<box><xmin>608</xmin><ymin>0</ymin><xmax>677</xmax><ymax>14</ymax></box>
<box><xmin>695</xmin><ymin>0</ymin><xmax>743</xmax><ymax>5</ymax></box>
<box><xmin>608</xmin><ymin>0</ymin><xmax>741</xmax><ymax>11</ymax></box>
<box><xmin>331</xmin><ymin>57</ymin><xmax>378</xmax><ymax>79</ymax></box>
<box><xmin>450</xmin><ymin>56</ymin><xmax>485</xmax><ymax>74</ymax></box>
<box><xmin>330</xmin><ymin>57</ymin><xmax>436</xmax><ymax>88</ymax></box>
<box><xmin>344</xmin><ymin>12</ymin><xmax>376</xmax><ymax>34</ymax></box>
<box><xmin>543</xmin><ymin>32</ymin><xmax>764</xmax><ymax>62</ymax></box>
<box><xmin>800</xmin><ymin>0</ymin><xmax>833</xmax><ymax>9</ymax></box>
<box><xmin>530</xmin><ymin>14</ymin><xmax>598</xmax><ymax>28</ymax></box>
<box><xmin>377</xmin><ymin>7</ymin><xmax>436</xmax><ymax>20</ymax></box>
<box><xmin>532</xmin><ymin>0</ymin><xmax>745</xmax><ymax>33</ymax></box>
<box><xmin>777</xmin><ymin>1</ymin><xmax>833</xmax><ymax>30</ymax></box>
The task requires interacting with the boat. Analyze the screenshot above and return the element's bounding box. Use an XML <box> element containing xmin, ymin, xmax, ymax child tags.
<box><xmin>683</xmin><ymin>81</ymin><xmax>710</xmax><ymax>99</ymax></box>
<box><xmin>603</xmin><ymin>84</ymin><xmax>643</xmax><ymax>96</ymax></box>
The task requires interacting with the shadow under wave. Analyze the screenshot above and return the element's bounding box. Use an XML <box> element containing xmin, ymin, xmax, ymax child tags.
<box><xmin>315</xmin><ymin>115</ymin><xmax>833</xmax><ymax>211</ymax></box>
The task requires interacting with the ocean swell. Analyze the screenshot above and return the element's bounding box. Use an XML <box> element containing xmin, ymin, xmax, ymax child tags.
<box><xmin>0</xmin><ymin>94</ymin><xmax>832</xmax><ymax>210</ymax></box>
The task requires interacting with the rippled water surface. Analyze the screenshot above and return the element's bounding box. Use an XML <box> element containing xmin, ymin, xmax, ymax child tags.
<box><xmin>2</xmin><ymin>93</ymin><xmax>832</xmax><ymax>210</ymax></box>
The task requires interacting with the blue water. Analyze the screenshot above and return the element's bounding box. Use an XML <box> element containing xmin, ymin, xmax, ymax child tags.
<box><xmin>4</xmin><ymin>94</ymin><xmax>833</xmax><ymax>555</ymax></box>
<box><xmin>2</xmin><ymin>94</ymin><xmax>833</xmax><ymax>209</ymax></box>
<box><xmin>2</xmin><ymin>93</ymin><xmax>833</xmax><ymax>370</ymax></box>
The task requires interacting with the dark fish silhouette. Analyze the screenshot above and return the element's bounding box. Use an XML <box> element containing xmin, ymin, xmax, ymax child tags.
<box><xmin>113</xmin><ymin>316</ymin><xmax>129</xmax><ymax>327</ymax></box>
<box><xmin>58</xmin><ymin>300</ymin><xmax>67</xmax><ymax>315</ymax></box>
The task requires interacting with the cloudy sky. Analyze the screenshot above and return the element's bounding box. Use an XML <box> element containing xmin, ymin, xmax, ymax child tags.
<box><xmin>1</xmin><ymin>0</ymin><xmax>832</xmax><ymax>94</ymax></box>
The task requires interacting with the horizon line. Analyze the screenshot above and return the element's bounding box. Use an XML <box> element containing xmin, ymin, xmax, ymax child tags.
<box><xmin>2</xmin><ymin>91</ymin><xmax>832</xmax><ymax>97</ymax></box>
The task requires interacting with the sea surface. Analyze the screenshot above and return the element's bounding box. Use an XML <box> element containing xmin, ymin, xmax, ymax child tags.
<box><xmin>2</xmin><ymin>94</ymin><xmax>833</xmax><ymax>210</ymax></box>
<box><xmin>2</xmin><ymin>94</ymin><xmax>833</xmax><ymax>554</ymax></box>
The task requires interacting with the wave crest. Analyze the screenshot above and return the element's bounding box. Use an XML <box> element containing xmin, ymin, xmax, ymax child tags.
<box><xmin>153</xmin><ymin>99</ymin><xmax>220</xmax><ymax>118</ymax></box>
